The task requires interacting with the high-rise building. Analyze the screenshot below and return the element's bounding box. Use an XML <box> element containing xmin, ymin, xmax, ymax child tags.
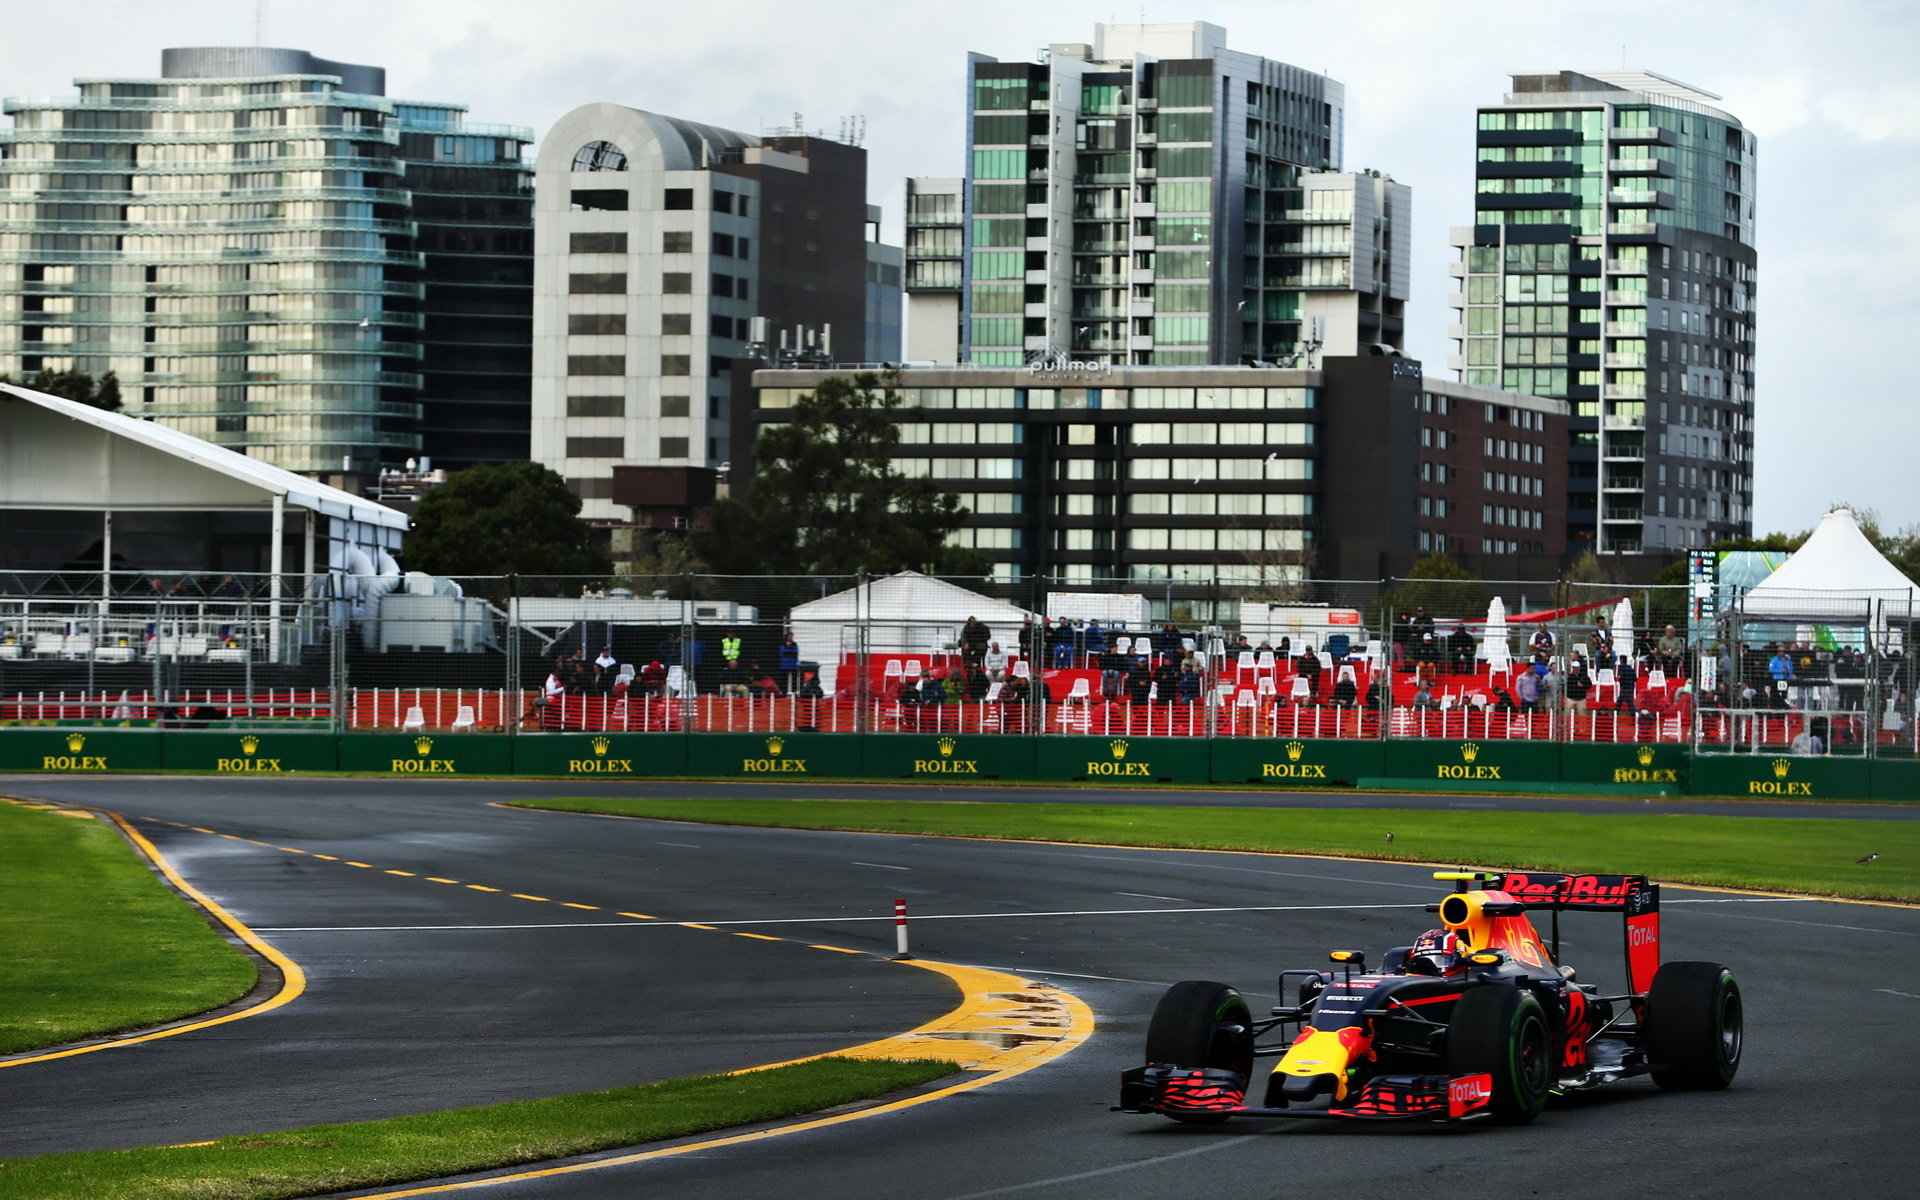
<box><xmin>905</xmin><ymin>22</ymin><xmax>1408</xmax><ymax>368</ymax></box>
<box><xmin>1449</xmin><ymin>70</ymin><xmax>1756</xmax><ymax>555</ymax></box>
<box><xmin>0</xmin><ymin>47</ymin><xmax>532</xmax><ymax>478</ymax></box>
<box><xmin>531</xmin><ymin>106</ymin><xmax>884</xmax><ymax>522</ymax></box>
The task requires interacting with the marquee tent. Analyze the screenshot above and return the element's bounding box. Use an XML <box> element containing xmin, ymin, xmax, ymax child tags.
<box><xmin>788</xmin><ymin>572</ymin><xmax>1038</xmax><ymax>691</ymax></box>
<box><xmin>1738</xmin><ymin>509</ymin><xmax>1917</xmax><ymax>631</ymax></box>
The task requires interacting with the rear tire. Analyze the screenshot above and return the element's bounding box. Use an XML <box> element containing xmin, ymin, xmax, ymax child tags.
<box><xmin>1646</xmin><ymin>961</ymin><xmax>1742</xmax><ymax>1090</ymax></box>
<box><xmin>1144</xmin><ymin>981</ymin><xmax>1253</xmax><ymax>1123</ymax></box>
<box><xmin>1447</xmin><ymin>985</ymin><xmax>1551</xmax><ymax>1125</ymax></box>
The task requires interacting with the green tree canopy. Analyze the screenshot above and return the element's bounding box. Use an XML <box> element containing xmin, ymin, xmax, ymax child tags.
<box><xmin>0</xmin><ymin>368</ymin><xmax>120</xmax><ymax>410</ymax></box>
<box><xmin>693</xmin><ymin>373</ymin><xmax>990</xmax><ymax>578</ymax></box>
<box><xmin>1380</xmin><ymin>553</ymin><xmax>1490</xmax><ymax>622</ymax></box>
<box><xmin>403</xmin><ymin>462</ymin><xmax>609</xmax><ymax>580</ymax></box>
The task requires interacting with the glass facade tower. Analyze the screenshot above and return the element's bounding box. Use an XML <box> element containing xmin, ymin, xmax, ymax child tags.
<box><xmin>907</xmin><ymin>23</ymin><xmax>1407</xmax><ymax>368</ymax></box>
<box><xmin>1449</xmin><ymin>70</ymin><xmax>1756</xmax><ymax>554</ymax></box>
<box><xmin>0</xmin><ymin>48</ymin><xmax>531</xmax><ymax>477</ymax></box>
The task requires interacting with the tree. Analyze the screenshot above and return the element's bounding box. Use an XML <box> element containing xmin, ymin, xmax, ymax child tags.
<box><xmin>403</xmin><ymin>462</ymin><xmax>610</xmax><ymax>581</ymax></box>
<box><xmin>693</xmin><ymin>373</ymin><xmax>990</xmax><ymax>578</ymax></box>
<box><xmin>0</xmin><ymin>368</ymin><xmax>121</xmax><ymax>411</ymax></box>
<box><xmin>1380</xmin><ymin>553</ymin><xmax>1489</xmax><ymax>622</ymax></box>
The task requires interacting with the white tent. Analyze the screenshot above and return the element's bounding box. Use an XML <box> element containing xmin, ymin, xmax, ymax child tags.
<box><xmin>1481</xmin><ymin>595</ymin><xmax>1509</xmax><ymax>661</ymax></box>
<box><xmin>1739</xmin><ymin>509</ymin><xmax>1918</xmax><ymax>633</ymax></box>
<box><xmin>788</xmin><ymin>572</ymin><xmax>1039</xmax><ymax>691</ymax></box>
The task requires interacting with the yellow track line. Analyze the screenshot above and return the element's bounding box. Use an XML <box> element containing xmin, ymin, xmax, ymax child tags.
<box><xmin>1</xmin><ymin>811</ymin><xmax>308</xmax><ymax>1069</ymax></box>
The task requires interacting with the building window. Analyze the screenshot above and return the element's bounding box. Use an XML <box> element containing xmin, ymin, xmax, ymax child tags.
<box><xmin>664</xmin><ymin>188</ymin><xmax>694</xmax><ymax>210</ymax></box>
<box><xmin>571</xmin><ymin>141</ymin><xmax>628</xmax><ymax>171</ymax></box>
<box><xmin>569</xmin><ymin>231</ymin><xmax>628</xmax><ymax>253</ymax></box>
<box><xmin>663</xmin><ymin>231</ymin><xmax>693</xmax><ymax>252</ymax></box>
<box><xmin>662</xmin><ymin>313</ymin><xmax>691</xmax><ymax>335</ymax></box>
<box><xmin>712</xmin><ymin>274</ymin><xmax>733</xmax><ymax>297</ymax></box>
<box><xmin>712</xmin><ymin>232</ymin><xmax>735</xmax><ymax>257</ymax></box>
<box><xmin>568</xmin><ymin>313</ymin><xmax>626</xmax><ymax>335</ymax></box>
<box><xmin>566</xmin><ymin>437</ymin><xmax>624</xmax><ymax>458</ymax></box>
<box><xmin>660</xmin><ymin>355</ymin><xmax>691</xmax><ymax>376</ymax></box>
<box><xmin>662</xmin><ymin>273</ymin><xmax>693</xmax><ymax>294</ymax></box>
<box><xmin>569</xmin><ymin>273</ymin><xmax>626</xmax><ymax>294</ymax></box>
<box><xmin>567</xmin><ymin>355</ymin><xmax>624</xmax><ymax>376</ymax></box>
<box><xmin>661</xmin><ymin>395</ymin><xmax>690</xmax><ymax>417</ymax></box>
<box><xmin>710</xmin><ymin>314</ymin><xmax>734</xmax><ymax>339</ymax></box>
<box><xmin>567</xmin><ymin>395</ymin><xmax>624</xmax><ymax>417</ymax></box>
<box><xmin>660</xmin><ymin>436</ymin><xmax>690</xmax><ymax>458</ymax></box>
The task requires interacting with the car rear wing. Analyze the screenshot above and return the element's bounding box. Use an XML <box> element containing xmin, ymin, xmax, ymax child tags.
<box><xmin>1495</xmin><ymin>872</ymin><xmax>1660</xmax><ymax>994</ymax></box>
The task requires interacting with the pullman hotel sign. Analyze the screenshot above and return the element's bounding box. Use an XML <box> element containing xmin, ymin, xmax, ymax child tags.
<box><xmin>1026</xmin><ymin>347</ymin><xmax>1113</xmax><ymax>382</ymax></box>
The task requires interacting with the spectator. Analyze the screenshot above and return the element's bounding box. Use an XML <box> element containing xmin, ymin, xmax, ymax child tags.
<box><xmin>1591</xmin><ymin>615</ymin><xmax>1615</xmax><ymax>669</ymax></box>
<box><xmin>942</xmin><ymin>669</ymin><xmax>966</xmax><ymax>706</ymax></box>
<box><xmin>1790</xmin><ymin>724</ymin><xmax>1824</xmax><ymax>756</ymax></box>
<box><xmin>749</xmin><ymin>663</ymin><xmax>779</xmax><ymax>698</ymax></box>
<box><xmin>639</xmin><ymin>660</ymin><xmax>667</xmax><ymax>698</ymax></box>
<box><xmin>1391</xmin><ymin>611</ymin><xmax>1413</xmax><ymax>672</ymax></box>
<box><xmin>718</xmin><ymin>659</ymin><xmax>750</xmax><ymax>698</ymax></box>
<box><xmin>1515</xmin><ymin>663</ymin><xmax>1540</xmax><ymax>713</ymax></box>
<box><xmin>1153</xmin><ymin>656</ymin><xmax>1180</xmax><ymax>705</ymax></box>
<box><xmin>1100</xmin><ymin>643</ymin><xmax>1129</xmax><ymax>700</ymax></box>
<box><xmin>1048</xmin><ymin>617</ymin><xmax>1073</xmax><ymax>669</ymax></box>
<box><xmin>1084</xmin><ymin>619</ymin><xmax>1107</xmax><ymax>664</ymax></box>
<box><xmin>1411</xmin><ymin>606</ymin><xmax>1435</xmax><ymax>643</ymax></box>
<box><xmin>594</xmin><ymin>645</ymin><xmax>617</xmax><ymax>674</ymax></box>
<box><xmin>777</xmin><ymin>633</ymin><xmax>802</xmax><ymax>691</ymax></box>
<box><xmin>1127</xmin><ymin>658</ymin><xmax>1153</xmax><ymax>705</ymax></box>
<box><xmin>543</xmin><ymin>658</ymin><xmax>567</xmax><ymax>703</ymax></box>
<box><xmin>960</xmin><ymin>616</ymin><xmax>990</xmax><ymax>670</ymax></box>
<box><xmin>1297</xmin><ymin>643</ymin><xmax>1322</xmax><ymax>698</ymax></box>
<box><xmin>796</xmin><ymin>671</ymin><xmax>824</xmax><ymax>700</ymax></box>
<box><xmin>1363</xmin><ymin>677</ymin><xmax>1385</xmax><ymax>711</ymax></box>
<box><xmin>1615</xmin><ymin>656</ymin><xmax>1639</xmax><ymax>713</ymax></box>
<box><xmin>1564</xmin><ymin>654</ymin><xmax>1592</xmax><ymax>712</ymax></box>
<box><xmin>1413</xmin><ymin>678</ymin><xmax>1440</xmax><ymax>709</ymax></box>
<box><xmin>965</xmin><ymin>666</ymin><xmax>990</xmax><ymax>701</ymax></box>
<box><xmin>657</xmin><ymin>631</ymin><xmax>682</xmax><ymax>665</ymax></box>
<box><xmin>919</xmin><ymin>671</ymin><xmax>946</xmax><ymax>706</ymax></box>
<box><xmin>1448</xmin><ymin>624</ymin><xmax>1477</xmax><ymax>674</ymax></box>
<box><xmin>721</xmin><ymin>632</ymin><xmax>743</xmax><ymax>666</ymax></box>
<box><xmin>1018</xmin><ymin>618</ymin><xmax>1035</xmax><ymax>663</ymax></box>
<box><xmin>983</xmin><ymin>641</ymin><xmax>1009</xmax><ymax>676</ymax></box>
<box><xmin>1539</xmin><ymin>658</ymin><xmax>1564</xmax><ymax>713</ymax></box>
<box><xmin>1416</xmin><ymin>631</ymin><xmax>1441</xmax><ymax>680</ymax></box>
<box><xmin>1232</xmin><ymin>633</ymin><xmax>1254</xmax><ymax>658</ymax></box>
<box><xmin>1768</xmin><ymin>644</ymin><xmax>1795</xmax><ymax>707</ymax></box>
<box><xmin>1178</xmin><ymin>662</ymin><xmax>1202</xmax><ymax>704</ymax></box>
<box><xmin>1530</xmin><ymin>623</ymin><xmax>1556</xmax><ymax>657</ymax></box>
<box><xmin>1655</xmin><ymin>625</ymin><xmax>1685</xmax><ymax>676</ymax></box>
<box><xmin>1332</xmin><ymin>671</ymin><xmax>1357</xmax><ymax>708</ymax></box>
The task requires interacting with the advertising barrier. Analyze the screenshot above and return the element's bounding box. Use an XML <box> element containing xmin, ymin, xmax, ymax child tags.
<box><xmin>1035</xmin><ymin>735</ymin><xmax>1212</xmax><ymax>784</ymax></box>
<box><xmin>1689</xmin><ymin>753</ymin><xmax>1874</xmax><ymax>801</ymax></box>
<box><xmin>1373</xmin><ymin>739</ymin><xmax>1565</xmax><ymax>792</ymax></box>
<box><xmin>690</xmin><ymin>732</ymin><xmax>867</xmax><ymax>779</ymax></box>
<box><xmin>863</xmin><ymin>733</ymin><xmax>1039</xmax><ymax>780</ymax></box>
<box><xmin>162</xmin><ymin>730</ymin><xmax>340</xmax><ymax>775</ymax></box>
<box><xmin>512</xmin><ymin>734</ymin><xmax>688</xmax><ymax>778</ymax></box>
<box><xmin>0</xmin><ymin>728</ymin><xmax>164</xmax><ymax>773</ymax></box>
<box><xmin>1209</xmin><ymin>737</ymin><xmax>1385</xmax><ymax>786</ymax></box>
<box><xmin>335</xmin><ymin>732</ymin><xmax>515</xmax><ymax>777</ymax></box>
<box><xmin>1558</xmin><ymin>742</ymin><xmax>1688</xmax><ymax>793</ymax></box>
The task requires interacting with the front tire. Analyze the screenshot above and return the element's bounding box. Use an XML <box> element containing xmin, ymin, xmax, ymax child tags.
<box><xmin>1447</xmin><ymin>985</ymin><xmax>1552</xmax><ymax>1124</ymax></box>
<box><xmin>1144</xmin><ymin>980</ymin><xmax>1253</xmax><ymax>1123</ymax></box>
<box><xmin>1645</xmin><ymin>961</ymin><xmax>1742</xmax><ymax>1090</ymax></box>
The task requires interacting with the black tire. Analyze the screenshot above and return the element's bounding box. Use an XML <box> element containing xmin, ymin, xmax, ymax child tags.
<box><xmin>1446</xmin><ymin>985</ymin><xmax>1552</xmax><ymax>1125</ymax></box>
<box><xmin>1645</xmin><ymin>961</ymin><xmax>1742</xmax><ymax>1090</ymax></box>
<box><xmin>1144</xmin><ymin>981</ymin><xmax>1253</xmax><ymax>1123</ymax></box>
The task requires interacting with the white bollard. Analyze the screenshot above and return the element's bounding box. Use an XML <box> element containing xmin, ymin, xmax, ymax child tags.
<box><xmin>893</xmin><ymin>897</ymin><xmax>911</xmax><ymax>959</ymax></box>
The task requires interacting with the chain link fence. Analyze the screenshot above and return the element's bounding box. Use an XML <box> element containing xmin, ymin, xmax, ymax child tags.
<box><xmin>3</xmin><ymin>568</ymin><xmax>1911</xmax><ymax>758</ymax></box>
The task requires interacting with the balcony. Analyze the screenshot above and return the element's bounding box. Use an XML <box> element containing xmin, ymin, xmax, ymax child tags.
<box><xmin>1603</xmin><ymin>321</ymin><xmax>1647</xmax><ymax>336</ymax></box>
<box><xmin>1601</xmin><ymin>474</ymin><xmax>1644</xmax><ymax>492</ymax></box>
<box><xmin>1608</xmin><ymin>157</ymin><xmax>1674</xmax><ymax>176</ymax></box>
<box><xmin>1603</xmin><ymin>354</ymin><xmax>1647</xmax><ymax>368</ymax></box>
<box><xmin>1604</xmin><ymin>290</ymin><xmax>1648</xmax><ymax>305</ymax></box>
<box><xmin>1604</xmin><ymin>258</ymin><xmax>1648</xmax><ymax>274</ymax></box>
<box><xmin>1606</xmin><ymin>222</ymin><xmax>1658</xmax><ymax>236</ymax></box>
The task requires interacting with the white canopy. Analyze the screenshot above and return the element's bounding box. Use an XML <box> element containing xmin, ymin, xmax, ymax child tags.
<box><xmin>1481</xmin><ymin>595</ymin><xmax>1509</xmax><ymax>660</ymax></box>
<box><xmin>789</xmin><ymin>571</ymin><xmax>1038</xmax><ymax>691</ymax></box>
<box><xmin>1740</xmin><ymin>509</ymin><xmax>1918</xmax><ymax>628</ymax></box>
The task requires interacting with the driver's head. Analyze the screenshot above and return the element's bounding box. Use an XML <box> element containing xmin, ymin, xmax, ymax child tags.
<box><xmin>1406</xmin><ymin>928</ymin><xmax>1463</xmax><ymax>975</ymax></box>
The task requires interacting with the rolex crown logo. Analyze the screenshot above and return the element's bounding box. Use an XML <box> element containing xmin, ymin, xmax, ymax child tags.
<box><xmin>66</xmin><ymin>732</ymin><xmax>86</xmax><ymax>753</ymax></box>
<box><xmin>937</xmin><ymin>736</ymin><xmax>956</xmax><ymax>757</ymax></box>
<box><xmin>1110</xmin><ymin>739</ymin><xmax>1129</xmax><ymax>760</ymax></box>
<box><xmin>414</xmin><ymin>736</ymin><xmax>434</xmax><ymax>756</ymax></box>
<box><xmin>591</xmin><ymin>736</ymin><xmax>611</xmax><ymax>756</ymax></box>
<box><xmin>1285</xmin><ymin>741</ymin><xmax>1305</xmax><ymax>762</ymax></box>
<box><xmin>1636</xmin><ymin>745</ymin><xmax>1655</xmax><ymax>766</ymax></box>
<box><xmin>766</xmin><ymin>736</ymin><xmax>784</xmax><ymax>755</ymax></box>
<box><xmin>1772</xmin><ymin>758</ymin><xmax>1790</xmax><ymax>779</ymax></box>
<box><xmin>1460</xmin><ymin>742</ymin><xmax>1480</xmax><ymax>763</ymax></box>
<box><xmin>240</xmin><ymin>735</ymin><xmax>261</xmax><ymax>755</ymax></box>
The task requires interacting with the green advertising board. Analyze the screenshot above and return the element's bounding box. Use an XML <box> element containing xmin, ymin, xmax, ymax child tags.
<box><xmin>1209</xmin><ymin>737</ymin><xmax>1384</xmax><ymax>786</ymax></box>
<box><xmin>1374</xmin><ymin>739</ymin><xmax>1563</xmax><ymax>792</ymax></box>
<box><xmin>1034</xmin><ymin>735</ymin><xmax>1211</xmax><ymax>784</ymax></box>
<box><xmin>690</xmin><ymin>732</ymin><xmax>867</xmax><ymax>780</ymax></box>
<box><xmin>1689</xmin><ymin>753</ymin><xmax>1873</xmax><ymax>801</ymax></box>
<box><xmin>0</xmin><ymin>728</ymin><xmax>164</xmax><ymax>773</ymax></box>
<box><xmin>863</xmin><ymin>732</ymin><xmax>1037</xmax><ymax>780</ymax></box>
<box><xmin>162</xmin><ymin>730</ymin><xmax>339</xmax><ymax>775</ymax></box>
<box><xmin>1869</xmin><ymin>757</ymin><xmax>1920</xmax><ymax>803</ymax></box>
<box><xmin>336</xmin><ymin>732</ymin><xmax>515</xmax><ymax>777</ymax></box>
<box><xmin>513</xmin><ymin>734</ymin><xmax>687</xmax><ymax>778</ymax></box>
<box><xmin>1558</xmin><ymin>742</ymin><xmax>1688</xmax><ymax>793</ymax></box>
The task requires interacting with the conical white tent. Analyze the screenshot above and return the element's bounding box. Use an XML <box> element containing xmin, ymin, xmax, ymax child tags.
<box><xmin>1612</xmin><ymin>597</ymin><xmax>1634</xmax><ymax>658</ymax></box>
<box><xmin>1740</xmin><ymin>509</ymin><xmax>1918</xmax><ymax>631</ymax></box>
<box><xmin>788</xmin><ymin>572</ymin><xmax>1039</xmax><ymax>691</ymax></box>
<box><xmin>1482</xmin><ymin>596</ymin><xmax>1509</xmax><ymax>660</ymax></box>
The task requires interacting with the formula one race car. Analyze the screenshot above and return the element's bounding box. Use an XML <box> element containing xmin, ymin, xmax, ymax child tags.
<box><xmin>1117</xmin><ymin>870</ymin><xmax>1741</xmax><ymax>1126</ymax></box>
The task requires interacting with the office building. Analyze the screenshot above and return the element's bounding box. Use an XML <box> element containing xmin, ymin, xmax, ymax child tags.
<box><xmin>1448</xmin><ymin>70</ymin><xmax>1756</xmax><ymax>554</ymax></box>
<box><xmin>904</xmin><ymin>22</ymin><xmax>1408</xmax><ymax>368</ymax></box>
<box><xmin>531</xmin><ymin>106</ymin><xmax>886</xmax><ymax>521</ymax></box>
<box><xmin>0</xmin><ymin>47</ymin><xmax>532</xmax><ymax>478</ymax></box>
<box><xmin>743</xmin><ymin>359</ymin><xmax>1565</xmax><ymax>583</ymax></box>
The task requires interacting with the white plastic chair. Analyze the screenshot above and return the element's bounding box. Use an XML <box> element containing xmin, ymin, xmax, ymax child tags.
<box><xmin>402</xmin><ymin>705</ymin><xmax>426</xmax><ymax>732</ymax></box>
<box><xmin>882</xmin><ymin>660</ymin><xmax>904</xmax><ymax>690</ymax></box>
<box><xmin>1486</xmin><ymin>651</ymin><xmax>1513</xmax><ymax>688</ymax></box>
<box><xmin>1647</xmin><ymin>667</ymin><xmax>1669</xmax><ymax>690</ymax></box>
<box><xmin>1236</xmin><ymin>650</ymin><xmax>1255</xmax><ymax>677</ymax></box>
<box><xmin>1338</xmin><ymin>663</ymin><xmax>1357</xmax><ymax>684</ymax></box>
<box><xmin>1289</xmin><ymin>676</ymin><xmax>1311</xmax><ymax>703</ymax></box>
<box><xmin>1066</xmin><ymin>678</ymin><xmax>1092</xmax><ymax>704</ymax></box>
<box><xmin>1012</xmin><ymin>660</ymin><xmax>1032</xmax><ymax>679</ymax></box>
<box><xmin>904</xmin><ymin>659</ymin><xmax>923</xmax><ymax>680</ymax></box>
<box><xmin>451</xmin><ymin>705</ymin><xmax>477</xmax><ymax>732</ymax></box>
<box><xmin>666</xmin><ymin>664</ymin><xmax>687</xmax><ymax>697</ymax></box>
<box><xmin>1114</xmin><ymin>636</ymin><xmax>1132</xmax><ymax>656</ymax></box>
<box><xmin>1255</xmin><ymin>651</ymin><xmax>1276</xmax><ymax>677</ymax></box>
<box><xmin>983</xmin><ymin>681</ymin><xmax>1004</xmax><ymax>702</ymax></box>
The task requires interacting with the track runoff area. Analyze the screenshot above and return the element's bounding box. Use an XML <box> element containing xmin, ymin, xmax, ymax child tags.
<box><xmin>0</xmin><ymin>775</ymin><xmax>1913</xmax><ymax>1198</ymax></box>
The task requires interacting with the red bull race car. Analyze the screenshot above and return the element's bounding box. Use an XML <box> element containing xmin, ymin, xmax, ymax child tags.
<box><xmin>1117</xmin><ymin>870</ymin><xmax>1741</xmax><ymax>1126</ymax></box>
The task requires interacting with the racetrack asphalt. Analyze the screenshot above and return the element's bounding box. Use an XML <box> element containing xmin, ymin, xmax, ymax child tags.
<box><xmin>2</xmin><ymin>775</ymin><xmax>1915</xmax><ymax>1199</ymax></box>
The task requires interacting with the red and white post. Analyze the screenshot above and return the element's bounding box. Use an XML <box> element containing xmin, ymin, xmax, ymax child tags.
<box><xmin>892</xmin><ymin>897</ymin><xmax>911</xmax><ymax>959</ymax></box>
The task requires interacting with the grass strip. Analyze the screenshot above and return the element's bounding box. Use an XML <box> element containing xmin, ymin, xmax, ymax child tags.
<box><xmin>0</xmin><ymin>802</ymin><xmax>256</xmax><ymax>1054</ymax></box>
<box><xmin>513</xmin><ymin>797</ymin><xmax>1920</xmax><ymax>903</ymax></box>
<box><xmin>0</xmin><ymin>1056</ymin><xmax>959</xmax><ymax>1200</ymax></box>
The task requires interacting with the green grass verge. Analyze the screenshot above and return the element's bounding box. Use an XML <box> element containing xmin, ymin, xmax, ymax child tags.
<box><xmin>0</xmin><ymin>1056</ymin><xmax>960</xmax><ymax>1200</ymax></box>
<box><xmin>512</xmin><ymin>797</ymin><xmax>1920</xmax><ymax>903</ymax></box>
<box><xmin>0</xmin><ymin>802</ymin><xmax>257</xmax><ymax>1054</ymax></box>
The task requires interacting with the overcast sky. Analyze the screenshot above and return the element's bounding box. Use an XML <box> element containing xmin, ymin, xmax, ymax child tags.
<box><xmin>3</xmin><ymin>0</ymin><xmax>1915</xmax><ymax>538</ymax></box>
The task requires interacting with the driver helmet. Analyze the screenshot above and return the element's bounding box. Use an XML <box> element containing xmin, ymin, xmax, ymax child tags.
<box><xmin>1406</xmin><ymin>928</ymin><xmax>1463</xmax><ymax>975</ymax></box>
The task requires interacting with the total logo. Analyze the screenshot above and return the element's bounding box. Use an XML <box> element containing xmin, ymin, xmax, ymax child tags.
<box><xmin>41</xmin><ymin>730</ymin><xmax>108</xmax><ymax>772</ymax></box>
<box><xmin>391</xmin><ymin>735</ymin><xmax>457</xmax><ymax>774</ymax></box>
<box><xmin>1748</xmin><ymin>758</ymin><xmax>1813</xmax><ymax>796</ymax></box>
<box><xmin>913</xmin><ymin>736</ymin><xmax>979</xmax><ymax>775</ymax></box>
<box><xmin>1437</xmin><ymin>742</ymin><xmax>1502</xmax><ymax>780</ymax></box>
<box><xmin>567</xmin><ymin>735</ymin><xmax>634</xmax><ymax>775</ymax></box>
<box><xmin>1086</xmin><ymin>738</ymin><xmax>1151</xmax><ymax>777</ymax></box>
<box><xmin>1261</xmin><ymin>740</ymin><xmax>1328</xmax><ymax>779</ymax></box>
<box><xmin>1447</xmin><ymin>1073</ymin><xmax>1494</xmax><ymax>1118</ymax></box>
<box><xmin>742</xmin><ymin>735</ymin><xmax>808</xmax><ymax>774</ymax></box>
<box><xmin>216</xmin><ymin>733</ymin><xmax>284</xmax><ymax>773</ymax></box>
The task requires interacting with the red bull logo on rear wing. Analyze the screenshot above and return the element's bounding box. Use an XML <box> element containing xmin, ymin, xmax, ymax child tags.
<box><xmin>1497</xmin><ymin>872</ymin><xmax>1655</xmax><ymax>912</ymax></box>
